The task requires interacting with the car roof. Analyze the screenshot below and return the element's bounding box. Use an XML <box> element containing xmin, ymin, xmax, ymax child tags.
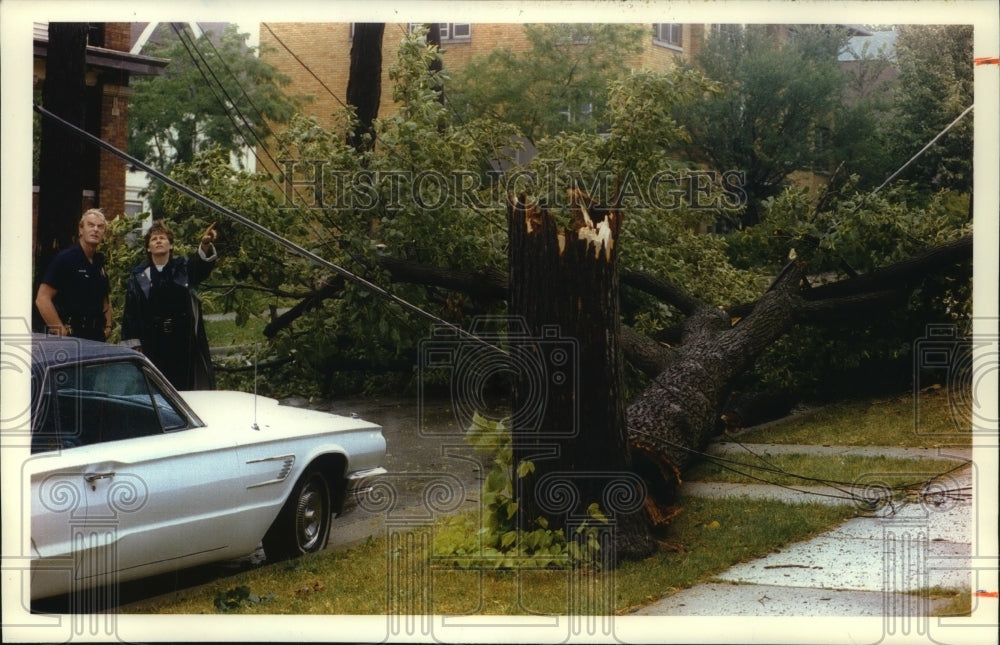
<box><xmin>31</xmin><ymin>333</ymin><xmax>140</xmax><ymax>378</ymax></box>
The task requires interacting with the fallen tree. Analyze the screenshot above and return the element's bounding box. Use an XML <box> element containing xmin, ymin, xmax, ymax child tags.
<box><xmin>624</xmin><ymin>232</ymin><xmax>972</xmax><ymax>532</ymax></box>
<box><xmin>240</xmin><ymin>201</ymin><xmax>971</xmax><ymax>556</ymax></box>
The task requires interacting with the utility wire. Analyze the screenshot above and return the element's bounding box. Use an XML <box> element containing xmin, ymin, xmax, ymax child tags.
<box><xmin>871</xmin><ymin>103</ymin><xmax>974</xmax><ymax>196</ymax></box>
<box><xmin>849</xmin><ymin>103</ymin><xmax>974</xmax><ymax>219</ymax></box>
<box><xmin>169</xmin><ymin>23</ymin><xmax>274</xmax><ymax>173</ymax></box>
<box><xmin>191</xmin><ymin>24</ymin><xmax>282</xmax><ymax>148</ymax></box>
<box><xmin>34</xmin><ymin>103</ymin><xmax>507</xmax><ymax>358</ymax></box>
<box><xmin>629</xmin><ymin>425</ymin><xmax>972</xmax><ymax>511</ymax></box>
<box><xmin>169</xmin><ymin>23</ymin><xmax>355</xmax><ymax>266</ymax></box>
<box><xmin>162</xmin><ymin>22</ymin><xmax>404</xmax><ymax>338</ymax></box>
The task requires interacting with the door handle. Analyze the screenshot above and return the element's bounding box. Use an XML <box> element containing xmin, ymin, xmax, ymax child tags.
<box><xmin>84</xmin><ymin>471</ymin><xmax>116</xmax><ymax>490</ymax></box>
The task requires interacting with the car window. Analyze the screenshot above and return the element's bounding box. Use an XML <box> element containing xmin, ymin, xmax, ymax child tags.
<box><xmin>152</xmin><ymin>390</ymin><xmax>187</xmax><ymax>431</ymax></box>
<box><xmin>40</xmin><ymin>360</ymin><xmax>183</xmax><ymax>450</ymax></box>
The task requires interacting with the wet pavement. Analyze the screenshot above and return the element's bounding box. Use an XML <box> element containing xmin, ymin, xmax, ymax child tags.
<box><xmin>631</xmin><ymin>446</ymin><xmax>985</xmax><ymax>619</ymax></box>
<box><xmin>313</xmin><ymin>394</ymin><xmax>489</xmax><ymax>548</ymax></box>
<box><xmin>39</xmin><ymin>395</ymin><xmax>994</xmax><ymax>632</ymax></box>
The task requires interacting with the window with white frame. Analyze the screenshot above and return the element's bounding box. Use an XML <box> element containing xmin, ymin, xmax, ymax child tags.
<box><xmin>653</xmin><ymin>23</ymin><xmax>682</xmax><ymax>49</ymax></box>
<box><xmin>559</xmin><ymin>102</ymin><xmax>594</xmax><ymax>124</ymax></box>
<box><xmin>124</xmin><ymin>200</ymin><xmax>144</xmax><ymax>218</ymax></box>
<box><xmin>408</xmin><ymin>23</ymin><xmax>471</xmax><ymax>42</ymax></box>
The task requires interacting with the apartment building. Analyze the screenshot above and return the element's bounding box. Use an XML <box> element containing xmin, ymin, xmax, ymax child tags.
<box><xmin>258</xmin><ymin>22</ymin><xmax>707</xmax><ymax>132</ymax></box>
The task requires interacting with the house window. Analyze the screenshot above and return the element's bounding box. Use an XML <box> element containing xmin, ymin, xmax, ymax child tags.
<box><xmin>408</xmin><ymin>23</ymin><xmax>471</xmax><ymax>42</ymax></box>
<box><xmin>653</xmin><ymin>23</ymin><xmax>682</xmax><ymax>49</ymax></box>
<box><xmin>124</xmin><ymin>200</ymin><xmax>144</xmax><ymax>218</ymax></box>
<box><xmin>442</xmin><ymin>23</ymin><xmax>471</xmax><ymax>41</ymax></box>
<box><xmin>560</xmin><ymin>102</ymin><xmax>594</xmax><ymax>124</ymax></box>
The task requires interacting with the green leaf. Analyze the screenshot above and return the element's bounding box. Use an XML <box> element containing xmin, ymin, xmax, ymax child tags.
<box><xmin>587</xmin><ymin>502</ymin><xmax>609</xmax><ymax>524</ymax></box>
<box><xmin>485</xmin><ymin>469</ymin><xmax>508</xmax><ymax>493</ymax></box>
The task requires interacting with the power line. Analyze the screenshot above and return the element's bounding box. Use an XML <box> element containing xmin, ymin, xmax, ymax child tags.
<box><xmin>169</xmin><ymin>23</ymin><xmax>276</xmax><ymax>175</ymax></box>
<box><xmin>871</xmin><ymin>103</ymin><xmax>974</xmax><ymax>196</ymax></box>
<box><xmin>35</xmin><ymin>103</ymin><xmax>507</xmax><ymax>358</ymax></box>
<box><xmin>167</xmin><ymin>23</ymin><xmax>354</xmax><ymax>265</ymax></box>
<box><xmin>629</xmin><ymin>425</ymin><xmax>972</xmax><ymax>511</ymax></box>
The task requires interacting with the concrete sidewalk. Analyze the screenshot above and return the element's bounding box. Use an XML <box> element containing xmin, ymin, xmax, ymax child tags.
<box><xmin>631</xmin><ymin>443</ymin><xmax>980</xmax><ymax>617</ymax></box>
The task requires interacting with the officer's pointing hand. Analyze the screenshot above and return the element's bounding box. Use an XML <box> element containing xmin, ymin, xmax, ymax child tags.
<box><xmin>200</xmin><ymin>222</ymin><xmax>217</xmax><ymax>250</ymax></box>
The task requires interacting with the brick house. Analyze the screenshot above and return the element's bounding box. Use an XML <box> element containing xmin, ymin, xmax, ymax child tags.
<box><xmin>257</xmin><ymin>22</ymin><xmax>706</xmax><ymax>135</ymax></box>
<box><xmin>32</xmin><ymin>22</ymin><xmax>167</xmax><ymax>225</ymax></box>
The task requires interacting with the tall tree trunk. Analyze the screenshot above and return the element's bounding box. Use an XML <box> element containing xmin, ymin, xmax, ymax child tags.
<box><xmin>507</xmin><ymin>191</ymin><xmax>655</xmax><ymax>562</ymax></box>
<box><xmin>346</xmin><ymin>23</ymin><xmax>384</xmax><ymax>152</ymax></box>
<box><xmin>425</xmin><ymin>23</ymin><xmax>445</xmax><ymax>107</ymax></box>
<box><xmin>36</xmin><ymin>23</ymin><xmax>89</xmax><ymax>280</ymax></box>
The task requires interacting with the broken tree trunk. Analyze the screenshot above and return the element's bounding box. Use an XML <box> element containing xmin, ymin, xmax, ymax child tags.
<box><xmin>507</xmin><ymin>190</ymin><xmax>656</xmax><ymax>562</ymax></box>
<box><xmin>625</xmin><ymin>233</ymin><xmax>972</xmax><ymax>531</ymax></box>
<box><xmin>626</xmin><ymin>261</ymin><xmax>807</xmax><ymax>530</ymax></box>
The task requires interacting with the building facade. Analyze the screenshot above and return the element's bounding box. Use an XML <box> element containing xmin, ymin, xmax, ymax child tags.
<box><xmin>258</xmin><ymin>22</ymin><xmax>705</xmax><ymax>133</ymax></box>
<box><xmin>33</xmin><ymin>22</ymin><xmax>167</xmax><ymax>224</ymax></box>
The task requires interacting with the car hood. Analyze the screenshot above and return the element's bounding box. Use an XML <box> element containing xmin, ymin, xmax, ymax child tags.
<box><xmin>180</xmin><ymin>390</ymin><xmax>382</xmax><ymax>438</ymax></box>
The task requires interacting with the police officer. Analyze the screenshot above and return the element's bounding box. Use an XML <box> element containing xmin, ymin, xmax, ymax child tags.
<box><xmin>35</xmin><ymin>209</ymin><xmax>113</xmax><ymax>341</ymax></box>
<box><xmin>121</xmin><ymin>220</ymin><xmax>219</xmax><ymax>390</ymax></box>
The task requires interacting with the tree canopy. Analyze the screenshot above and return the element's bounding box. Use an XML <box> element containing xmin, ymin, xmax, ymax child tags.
<box><xmin>127</xmin><ymin>23</ymin><xmax>304</xmax><ymax>215</ymax></box>
<box><xmin>668</xmin><ymin>25</ymin><xmax>854</xmax><ymax>227</ymax></box>
<box><xmin>102</xmin><ymin>24</ymin><xmax>973</xmax><ymax>407</ymax></box>
<box><xmin>447</xmin><ymin>24</ymin><xmax>647</xmax><ymax>143</ymax></box>
<box><xmin>886</xmin><ymin>25</ymin><xmax>974</xmax><ymax>197</ymax></box>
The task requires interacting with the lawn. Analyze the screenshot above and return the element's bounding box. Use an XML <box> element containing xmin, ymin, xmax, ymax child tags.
<box><xmin>118</xmin><ymin>387</ymin><xmax>968</xmax><ymax>616</ymax></box>
<box><xmin>735</xmin><ymin>385</ymin><xmax>972</xmax><ymax>448</ymax></box>
<box><xmin>120</xmin><ymin>498</ymin><xmax>856</xmax><ymax>615</ymax></box>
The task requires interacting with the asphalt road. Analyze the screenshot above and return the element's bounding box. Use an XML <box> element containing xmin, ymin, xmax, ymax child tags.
<box><xmin>31</xmin><ymin>395</ymin><xmax>487</xmax><ymax>614</ymax></box>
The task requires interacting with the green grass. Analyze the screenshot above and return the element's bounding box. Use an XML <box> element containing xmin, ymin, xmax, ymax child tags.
<box><xmin>736</xmin><ymin>386</ymin><xmax>971</xmax><ymax>448</ymax></box>
<box><xmin>204</xmin><ymin>315</ymin><xmax>267</xmax><ymax>347</ymax></box>
<box><xmin>119</xmin><ymin>498</ymin><xmax>856</xmax><ymax>615</ymax></box>
<box><xmin>932</xmin><ymin>589</ymin><xmax>972</xmax><ymax>617</ymax></box>
<box><xmin>685</xmin><ymin>453</ymin><xmax>965</xmax><ymax>489</ymax></box>
<box><xmin>117</xmin><ymin>387</ymin><xmax>965</xmax><ymax>616</ymax></box>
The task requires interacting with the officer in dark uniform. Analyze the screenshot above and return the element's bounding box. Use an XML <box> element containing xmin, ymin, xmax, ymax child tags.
<box><xmin>35</xmin><ymin>209</ymin><xmax>113</xmax><ymax>342</ymax></box>
<box><xmin>121</xmin><ymin>220</ymin><xmax>219</xmax><ymax>390</ymax></box>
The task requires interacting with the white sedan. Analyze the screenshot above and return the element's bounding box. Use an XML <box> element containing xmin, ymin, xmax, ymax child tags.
<box><xmin>27</xmin><ymin>334</ymin><xmax>386</xmax><ymax>601</ymax></box>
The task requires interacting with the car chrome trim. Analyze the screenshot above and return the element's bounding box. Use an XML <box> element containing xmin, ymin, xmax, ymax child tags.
<box><xmin>344</xmin><ymin>466</ymin><xmax>387</xmax><ymax>494</ymax></box>
<box><xmin>345</xmin><ymin>466</ymin><xmax>388</xmax><ymax>481</ymax></box>
<box><xmin>245</xmin><ymin>454</ymin><xmax>296</xmax><ymax>489</ymax></box>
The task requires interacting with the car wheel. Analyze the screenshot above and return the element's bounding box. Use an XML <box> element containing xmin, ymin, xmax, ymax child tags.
<box><xmin>263</xmin><ymin>467</ymin><xmax>332</xmax><ymax>560</ymax></box>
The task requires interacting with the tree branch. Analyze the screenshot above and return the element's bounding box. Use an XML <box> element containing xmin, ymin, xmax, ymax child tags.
<box><xmin>621</xmin><ymin>324</ymin><xmax>678</xmax><ymax>377</ymax></box>
<box><xmin>621</xmin><ymin>269</ymin><xmax>706</xmax><ymax>316</ymax></box>
<box><xmin>377</xmin><ymin>255</ymin><xmax>508</xmax><ymax>299</ymax></box>
<box><xmin>802</xmin><ymin>234</ymin><xmax>972</xmax><ymax>301</ymax></box>
<box><xmin>263</xmin><ymin>278</ymin><xmax>345</xmax><ymax>338</ymax></box>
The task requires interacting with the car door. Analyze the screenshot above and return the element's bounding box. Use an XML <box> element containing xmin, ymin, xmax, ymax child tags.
<box><xmin>29</xmin><ymin>358</ymin><xmax>243</xmax><ymax>597</ymax></box>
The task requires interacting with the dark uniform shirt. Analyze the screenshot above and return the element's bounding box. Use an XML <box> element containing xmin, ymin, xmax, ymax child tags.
<box><xmin>39</xmin><ymin>244</ymin><xmax>108</xmax><ymax>340</ymax></box>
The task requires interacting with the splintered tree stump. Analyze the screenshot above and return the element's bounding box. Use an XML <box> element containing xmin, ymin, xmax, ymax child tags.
<box><xmin>507</xmin><ymin>190</ymin><xmax>655</xmax><ymax>561</ymax></box>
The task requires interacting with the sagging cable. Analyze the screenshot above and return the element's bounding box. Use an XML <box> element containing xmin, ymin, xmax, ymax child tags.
<box><xmin>34</xmin><ymin>103</ymin><xmax>507</xmax><ymax>358</ymax></box>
